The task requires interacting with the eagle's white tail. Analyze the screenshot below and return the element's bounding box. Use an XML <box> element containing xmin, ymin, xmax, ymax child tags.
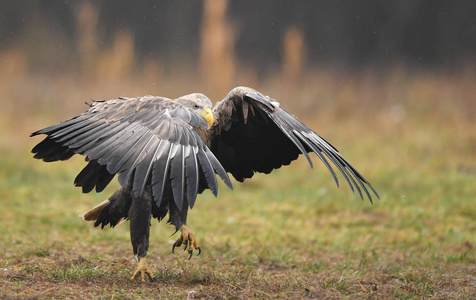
<box><xmin>80</xmin><ymin>199</ymin><xmax>111</xmax><ymax>221</ymax></box>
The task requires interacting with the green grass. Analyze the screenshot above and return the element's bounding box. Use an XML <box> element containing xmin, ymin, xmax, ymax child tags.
<box><xmin>1</xmin><ymin>75</ymin><xmax>475</xmax><ymax>298</ymax></box>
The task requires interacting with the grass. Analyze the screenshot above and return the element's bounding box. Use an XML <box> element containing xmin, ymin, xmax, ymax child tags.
<box><xmin>0</xmin><ymin>69</ymin><xmax>475</xmax><ymax>299</ymax></box>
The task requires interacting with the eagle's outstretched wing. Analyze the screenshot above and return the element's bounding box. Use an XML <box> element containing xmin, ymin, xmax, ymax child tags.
<box><xmin>31</xmin><ymin>96</ymin><xmax>232</xmax><ymax>209</ymax></box>
<box><xmin>210</xmin><ymin>86</ymin><xmax>378</xmax><ymax>203</ymax></box>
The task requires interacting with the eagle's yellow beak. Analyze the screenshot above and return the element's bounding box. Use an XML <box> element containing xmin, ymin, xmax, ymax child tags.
<box><xmin>201</xmin><ymin>108</ymin><xmax>214</xmax><ymax>128</ymax></box>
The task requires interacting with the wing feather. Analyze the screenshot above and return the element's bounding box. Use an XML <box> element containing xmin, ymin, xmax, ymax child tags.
<box><xmin>31</xmin><ymin>95</ymin><xmax>232</xmax><ymax>206</ymax></box>
<box><xmin>32</xmin><ymin>138</ymin><xmax>75</xmax><ymax>161</ymax></box>
<box><xmin>170</xmin><ymin>145</ymin><xmax>185</xmax><ymax>209</ymax></box>
<box><xmin>127</xmin><ymin>136</ymin><xmax>157</xmax><ymax>197</ymax></box>
<box><xmin>73</xmin><ymin>122</ymin><xmax>130</xmax><ymax>152</ymax></box>
<box><xmin>205</xmin><ymin>147</ymin><xmax>233</xmax><ymax>190</ymax></box>
<box><xmin>84</xmin><ymin>123</ymin><xmax>144</xmax><ymax>160</ymax></box>
<box><xmin>151</xmin><ymin>141</ymin><xmax>173</xmax><ymax>207</ymax></box>
<box><xmin>132</xmin><ymin>137</ymin><xmax>160</xmax><ymax>197</ymax></box>
<box><xmin>197</xmin><ymin>148</ymin><xmax>219</xmax><ymax>197</ymax></box>
<box><xmin>31</xmin><ymin>118</ymin><xmax>81</xmax><ymax>137</ymax></box>
<box><xmin>105</xmin><ymin>128</ymin><xmax>150</xmax><ymax>173</ymax></box>
<box><xmin>211</xmin><ymin>86</ymin><xmax>378</xmax><ymax>202</ymax></box>
<box><xmin>185</xmin><ymin>146</ymin><xmax>199</xmax><ymax>208</ymax></box>
<box><xmin>51</xmin><ymin>119</ymin><xmax>97</xmax><ymax>141</ymax></box>
<box><xmin>293</xmin><ymin>130</ymin><xmax>339</xmax><ymax>187</ymax></box>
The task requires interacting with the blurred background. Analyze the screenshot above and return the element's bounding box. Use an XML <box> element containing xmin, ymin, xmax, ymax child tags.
<box><xmin>1</xmin><ymin>0</ymin><xmax>475</xmax><ymax>125</ymax></box>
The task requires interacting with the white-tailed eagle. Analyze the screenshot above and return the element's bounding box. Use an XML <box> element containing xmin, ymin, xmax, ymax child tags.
<box><xmin>31</xmin><ymin>86</ymin><xmax>378</xmax><ymax>281</ymax></box>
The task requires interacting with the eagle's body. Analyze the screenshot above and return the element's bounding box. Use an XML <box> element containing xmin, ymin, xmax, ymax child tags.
<box><xmin>31</xmin><ymin>86</ymin><xmax>378</xmax><ymax>281</ymax></box>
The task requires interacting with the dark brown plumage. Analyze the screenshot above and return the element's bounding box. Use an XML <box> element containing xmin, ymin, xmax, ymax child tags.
<box><xmin>31</xmin><ymin>86</ymin><xmax>378</xmax><ymax>281</ymax></box>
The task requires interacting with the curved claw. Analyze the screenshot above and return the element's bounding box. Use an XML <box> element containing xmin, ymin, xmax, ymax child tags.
<box><xmin>172</xmin><ymin>225</ymin><xmax>201</xmax><ymax>259</ymax></box>
<box><xmin>183</xmin><ymin>239</ymin><xmax>189</xmax><ymax>251</ymax></box>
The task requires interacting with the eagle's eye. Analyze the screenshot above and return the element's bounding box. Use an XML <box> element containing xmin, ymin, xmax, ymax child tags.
<box><xmin>193</xmin><ymin>104</ymin><xmax>200</xmax><ymax>109</ymax></box>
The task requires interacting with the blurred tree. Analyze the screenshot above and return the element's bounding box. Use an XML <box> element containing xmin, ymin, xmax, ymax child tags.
<box><xmin>0</xmin><ymin>0</ymin><xmax>475</xmax><ymax>74</ymax></box>
<box><xmin>199</xmin><ymin>0</ymin><xmax>235</xmax><ymax>95</ymax></box>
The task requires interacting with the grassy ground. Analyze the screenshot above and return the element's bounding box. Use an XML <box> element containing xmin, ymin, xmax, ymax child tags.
<box><xmin>0</xmin><ymin>70</ymin><xmax>475</xmax><ymax>299</ymax></box>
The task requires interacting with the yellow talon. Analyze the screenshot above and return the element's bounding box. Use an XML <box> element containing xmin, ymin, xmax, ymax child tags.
<box><xmin>172</xmin><ymin>225</ymin><xmax>201</xmax><ymax>259</ymax></box>
<box><xmin>130</xmin><ymin>256</ymin><xmax>157</xmax><ymax>282</ymax></box>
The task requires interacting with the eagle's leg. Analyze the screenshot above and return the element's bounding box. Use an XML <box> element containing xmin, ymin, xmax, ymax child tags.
<box><xmin>130</xmin><ymin>256</ymin><xmax>156</xmax><ymax>282</ymax></box>
<box><xmin>169</xmin><ymin>200</ymin><xmax>201</xmax><ymax>259</ymax></box>
<box><xmin>129</xmin><ymin>193</ymin><xmax>157</xmax><ymax>281</ymax></box>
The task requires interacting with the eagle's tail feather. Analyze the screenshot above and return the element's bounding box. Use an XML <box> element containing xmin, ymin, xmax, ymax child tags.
<box><xmin>80</xmin><ymin>199</ymin><xmax>110</xmax><ymax>221</ymax></box>
<box><xmin>80</xmin><ymin>186</ymin><xmax>132</xmax><ymax>228</ymax></box>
